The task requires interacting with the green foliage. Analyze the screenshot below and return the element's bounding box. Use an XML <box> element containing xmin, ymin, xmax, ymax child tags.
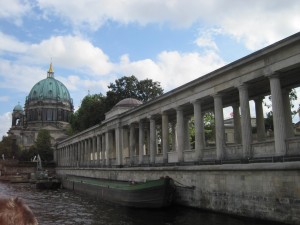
<box><xmin>105</xmin><ymin>75</ymin><xmax>163</xmax><ymax>110</ymax></box>
<box><xmin>264</xmin><ymin>89</ymin><xmax>297</xmax><ymax>130</ymax></box>
<box><xmin>70</xmin><ymin>75</ymin><xmax>163</xmax><ymax>133</ymax></box>
<box><xmin>35</xmin><ymin>129</ymin><xmax>53</xmax><ymax>161</ymax></box>
<box><xmin>19</xmin><ymin>146</ymin><xmax>36</xmax><ymax>161</ymax></box>
<box><xmin>204</xmin><ymin>112</ymin><xmax>215</xmax><ymax>142</ymax></box>
<box><xmin>265</xmin><ymin>111</ymin><xmax>273</xmax><ymax>130</ymax></box>
<box><xmin>264</xmin><ymin>88</ymin><xmax>298</xmax><ymax>115</ymax></box>
<box><xmin>70</xmin><ymin>94</ymin><xmax>107</xmax><ymax>133</ymax></box>
<box><xmin>0</xmin><ymin>136</ymin><xmax>20</xmax><ymax>159</ymax></box>
<box><xmin>186</xmin><ymin>112</ymin><xmax>216</xmax><ymax>149</ymax></box>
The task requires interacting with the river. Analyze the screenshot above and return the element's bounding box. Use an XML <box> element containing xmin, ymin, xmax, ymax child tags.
<box><xmin>0</xmin><ymin>182</ymin><xmax>280</xmax><ymax>225</ymax></box>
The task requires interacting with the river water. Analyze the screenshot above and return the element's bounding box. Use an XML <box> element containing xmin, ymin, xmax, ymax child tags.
<box><xmin>0</xmin><ymin>182</ymin><xmax>280</xmax><ymax>225</ymax></box>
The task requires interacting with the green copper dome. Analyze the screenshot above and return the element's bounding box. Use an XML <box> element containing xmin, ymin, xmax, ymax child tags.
<box><xmin>13</xmin><ymin>103</ymin><xmax>23</xmax><ymax>112</ymax></box>
<box><xmin>27</xmin><ymin>63</ymin><xmax>72</xmax><ymax>104</ymax></box>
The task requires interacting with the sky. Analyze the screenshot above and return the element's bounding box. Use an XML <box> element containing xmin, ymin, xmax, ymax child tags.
<box><xmin>1</xmin><ymin>0</ymin><xmax>300</xmax><ymax>139</ymax></box>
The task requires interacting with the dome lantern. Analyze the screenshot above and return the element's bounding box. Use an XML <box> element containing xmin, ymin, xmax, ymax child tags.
<box><xmin>47</xmin><ymin>62</ymin><xmax>54</xmax><ymax>78</ymax></box>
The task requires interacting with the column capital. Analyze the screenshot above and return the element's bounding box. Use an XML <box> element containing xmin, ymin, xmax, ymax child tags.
<box><xmin>147</xmin><ymin>114</ymin><xmax>157</xmax><ymax>120</ymax></box>
<box><xmin>263</xmin><ymin>68</ymin><xmax>280</xmax><ymax>79</ymax></box>
<box><xmin>191</xmin><ymin>99</ymin><xmax>202</xmax><ymax>105</ymax></box>
<box><xmin>253</xmin><ymin>96</ymin><xmax>265</xmax><ymax>103</ymax></box>
<box><xmin>175</xmin><ymin>105</ymin><xmax>184</xmax><ymax>111</ymax></box>
<box><xmin>161</xmin><ymin>110</ymin><xmax>168</xmax><ymax>115</ymax></box>
<box><xmin>237</xmin><ymin>83</ymin><xmax>249</xmax><ymax>91</ymax></box>
<box><xmin>211</xmin><ymin>93</ymin><xmax>222</xmax><ymax>99</ymax></box>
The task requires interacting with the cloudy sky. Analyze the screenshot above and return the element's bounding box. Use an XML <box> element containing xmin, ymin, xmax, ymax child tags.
<box><xmin>1</xmin><ymin>0</ymin><xmax>300</xmax><ymax>138</ymax></box>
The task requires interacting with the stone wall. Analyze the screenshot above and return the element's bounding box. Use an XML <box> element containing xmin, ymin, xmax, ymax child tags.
<box><xmin>56</xmin><ymin>161</ymin><xmax>300</xmax><ymax>225</ymax></box>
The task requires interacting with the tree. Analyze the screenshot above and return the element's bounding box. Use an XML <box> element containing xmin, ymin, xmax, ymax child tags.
<box><xmin>70</xmin><ymin>94</ymin><xmax>107</xmax><ymax>133</ymax></box>
<box><xmin>264</xmin><ymin>89</ymin><xmax>298</xmax><ymax>130</ymax></box>
<box><xmin>0</xmin><ymin>136</ymin><xmax>20</xmax><ymax>159</ymax></box>
<box><xmin>105</xmin><ymin>75</ymin><xmax>163</xmax><ymax>110</ymax></box>
<box><xmin>35</xmin><ymin>129</ymin><xmax>53</xmax><ymax>161</ymax></box>
<box><xmin>69</xmin><ymin>76</ymin><xmax>163</xmax><ymax>133</ymax></box>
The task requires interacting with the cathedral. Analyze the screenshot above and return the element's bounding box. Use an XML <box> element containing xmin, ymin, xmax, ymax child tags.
<box><xmin>8</xmin><ymin>63</ymin><xmax>74</xmax><ymax>149</ymax></box>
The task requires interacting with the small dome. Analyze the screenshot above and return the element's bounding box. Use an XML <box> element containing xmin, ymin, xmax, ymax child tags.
<box><xmin>115</xmin><ymin>98</ymin><xmax>142</xmax><ymax>107</ymax></box>
<box><xmin>13</xmin><ymin>103</ymin><xmax>23</xmax><ymax>112</ymax></box>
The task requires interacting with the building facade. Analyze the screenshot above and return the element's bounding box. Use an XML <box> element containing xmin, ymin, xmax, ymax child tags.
<box><xmin>54</xmin><ymin>33</ymin><xmax>300</xmax><ymax>224</ymax></box>
<box><xmin>56</xmin><ymin>33</ymin><xmax>300</xmax><ymax>167</ymax></box>
<box><xmin>8</xmin><ymin>63</ymin><xmax>74</xmax><ymax>149</ymax></box>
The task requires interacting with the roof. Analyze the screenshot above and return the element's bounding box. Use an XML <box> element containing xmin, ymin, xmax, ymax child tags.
<box><xmin>115</xmin><ymin>98</ymin><xmax>143</xmax><ymax>107</ymax></box>
<box><xmin>13</xmin><ymin>103</ymin><xmax>23</xmax><ymax>112</ymax></box>
<box><xmin>26</xmin><ymin>64</ymin><xmax>72</xmax><ymax>103</ymax></box>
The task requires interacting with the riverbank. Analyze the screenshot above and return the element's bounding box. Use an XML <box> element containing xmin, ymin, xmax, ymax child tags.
<box><xmin>56</xmin><ymin>161</ymin><xmax>300</xmax><ymax>225</ymax></box>
<box><xmin>0</xmin><ymin>181</ymin><xmax>286</xmax><ymax>225</ymax></box>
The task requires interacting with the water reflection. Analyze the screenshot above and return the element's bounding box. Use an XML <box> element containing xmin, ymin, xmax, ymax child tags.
<box><xmin>0</xmin><ymin>182</ymin><xmax>280</xmax><ymax>225</ymax></box>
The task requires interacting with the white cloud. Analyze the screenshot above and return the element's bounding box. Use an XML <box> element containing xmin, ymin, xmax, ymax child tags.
<box><xmin>0</xmin><ymin>112</ymin><xmax>11</xmax><ymax>139</ymax></box>
<box><xmin>0</xmin><ymin>0</ymin><xmax>31</xmax><ymax>26</ymax></box>
<box><xmin>0</xmin><ymin>60</ymin><xmax>45</xmax><ymax>93</ymax></box>
<box><xmin>26</xmin><ymin>36</ymin><xmax>113</xmax><ymax>75</ymax></box>
<box><xmin>195</xmin><ymin>28</ymin><xmax>222</xmax><ymax>52</ymax></box>
<box><xmin>215</xmin><ymin>1</ymin><xmax>300</xmax><ymax>50</ymax></box>
<box><xmin>36</xmin><ymin>0</ymin><xmax>300</xmax><ymax>50</ymax></box>
<box><xmin>0</xmin><ymin>31</ymin><xmax>226</xmax><ymax>94</ymax></box>
<box><xmin>0</xmin><ymin>32</ymin><xmax>28</xmax><ymax>53</ymax></box>
<box><xmin>118</xmin><ymin>50</ymin><xmax>225</xmax><ymax>91</ymax></box>
<box><xmin>0</xmin><ymin>96</ymin><xmax>9</xmax><ymax>102</ymax></box>
<box><xmin>0</xmin><ymin>33</ymin><xmax>113</xmax><ymax>77</ymax></box>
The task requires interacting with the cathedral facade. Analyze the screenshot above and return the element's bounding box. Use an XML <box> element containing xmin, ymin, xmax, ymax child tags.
<box><xmin>8</xmin><ymin>64</ymin><xmax>74</xmax><ymax>149</ymax></box>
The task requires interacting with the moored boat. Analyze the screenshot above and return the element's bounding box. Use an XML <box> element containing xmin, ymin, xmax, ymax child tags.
<box><xmin>35</xmin><ymin>177</ymin><xmax>61</xmax><ymax>189</ymax></box>
<box><xmin>62</xmin><ymin>176</ymin><xmax>175</xmax><ymax>208</ymax></box>
<box><xmin>30</xmin><ymin>155</ymin><xmax>61</xmax><ymax>189</ymax></box>
<box><xmin>9</xmin><ymin>175</ymin><xmax>29</xmax><ymax>183</ymax></box>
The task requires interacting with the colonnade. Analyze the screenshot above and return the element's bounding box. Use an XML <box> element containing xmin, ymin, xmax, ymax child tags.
<box><xmin>55</xmin><ymin>71</ymin><xmax>299</xmax><ymax>167</ymax></box>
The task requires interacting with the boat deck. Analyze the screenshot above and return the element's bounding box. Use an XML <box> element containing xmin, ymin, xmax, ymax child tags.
<box><xmin>66</xmin><ymin>176</ymin><xmax>168</xmax><ymax>191</ymax></box>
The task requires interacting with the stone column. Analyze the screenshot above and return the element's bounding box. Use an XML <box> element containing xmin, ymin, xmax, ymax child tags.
<box><xmin>171</xmin><ymin>122</ymin><xmax>176</xmax><ymax>151</ymax></box>
<box><xmin>269</xmin><ymin>74</ymin><xmax>287</xmax><ymax>156</ymax></box>
<box><xmin>87</xmin><ymin>138</ymin><xmax>91</xmax><ymax>167</ymax></box>
<box><xmin>193</xmin><ymin>100</ymin><xmax>204</xmax><ymax>161</ymax></box>
<box><xmin>138</xmin><ymin>120</ymin><xmax>145</xmax><ymax>165</ymax></box>
<box><xmin>116</xmin><ymin>125</ymin><xmax>123</xmax><ymax>166</ymax></box>
<box><xmin>162</xmin><ymin>112</ymin><xmax>169</xmax><ymax>163</ymax></box>
<box><xmin>282</xmin><ymin>89</ymin><xmax>295</xmax><ymax>138</ymax></box>
<box><xmin>213</xmin><ymin>94</ymin><xmax>225</xmax><ymax>160</ymax></box>
<box><xmin>105</xmin><ymin>132</ymin><xmax>110</xmax><ymax>166</ymax></box>
<box><xmin>254</xmin><ymin>97</ymin><xmax>266</xmax><ymax>141</ymax></box>
<box><xmin>183</xmin><ymin>117</ymin><xmax>190</xmax><ymax>151</ymax></box>
<box><xmin>83</xmin><ymin>140</ymin><xmax>86</xmax><ymax>166</ymax></box>
<box><xmin>69</xmin><ymin>145</ymin><xmax>72</xmax><ymax>167</ymax></box>
<box><xmin>149</xmin><ymin>116</ymin><xmax>156</xmax><ymax>164</ymax></box>
<box><xmin>75</xmin><ymin>143</ymin><xmax>78</xmax><ymax>167</ymax></box>
<box><xmin>77</xmin><ymin>142</ymin><xmax>81</xmax><ymax>166</ymax></box>
<box><xmin>101</xmin><ymin>134</ymin><xmax>105</xmax><ymax>166</ymax></box>
<box><xmin>129</xmin><ymin>123</ymin><xmax>136</xmax><ymax>165</ymax></box>
<box><xmin>61</xmin><ymin>147</ymin><xmax>64</xmax><ymax>166</ymax></box>
<box><xmin>91</xmin><ymin>136</ymin><xmax>97</xmax><ymax>166</ymax></box>
<box><xmin>232</xmin><ymin>103</ymin><xmax>242</xmax><ymax>144</ymax></box>
<box><xmin>81</xmin><ymin>141</ymin><xmax>84</xmax><ymax>166</ymax></box>
<box><xmin>96</xmin><ymin>135</ymin><xmax>101</xmax><ymax>166</ymax></box>
<box><xmin>176</xmin><ymin>107</ymin><xmax>184</xmax><ymax>162</ymax></box>
<box><xmin>146</xmin><ymin>128</ymin><xmax>150</xmax><ymax>155</ymax></box>
<box><xmin>122</xmin><ymin>128</ymin><xmax>129</xmax><ymax>165</ymax></box>
<box><xmin>238</xmin><ymin>84</ymin><xmax>252</xmax><ymax>159</ymax></box>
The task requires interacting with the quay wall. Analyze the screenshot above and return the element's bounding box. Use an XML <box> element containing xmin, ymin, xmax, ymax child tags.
<box><xmin>56</xmin><ymin>161</ymin><xmax>300</xmax><ymax>225</ymax></box>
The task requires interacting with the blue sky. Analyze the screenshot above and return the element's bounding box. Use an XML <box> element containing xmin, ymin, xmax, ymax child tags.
<box><xmin>1</xmin><ymin>0</ymin><xmax>300</xmax><ymax>138</ymax></box>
